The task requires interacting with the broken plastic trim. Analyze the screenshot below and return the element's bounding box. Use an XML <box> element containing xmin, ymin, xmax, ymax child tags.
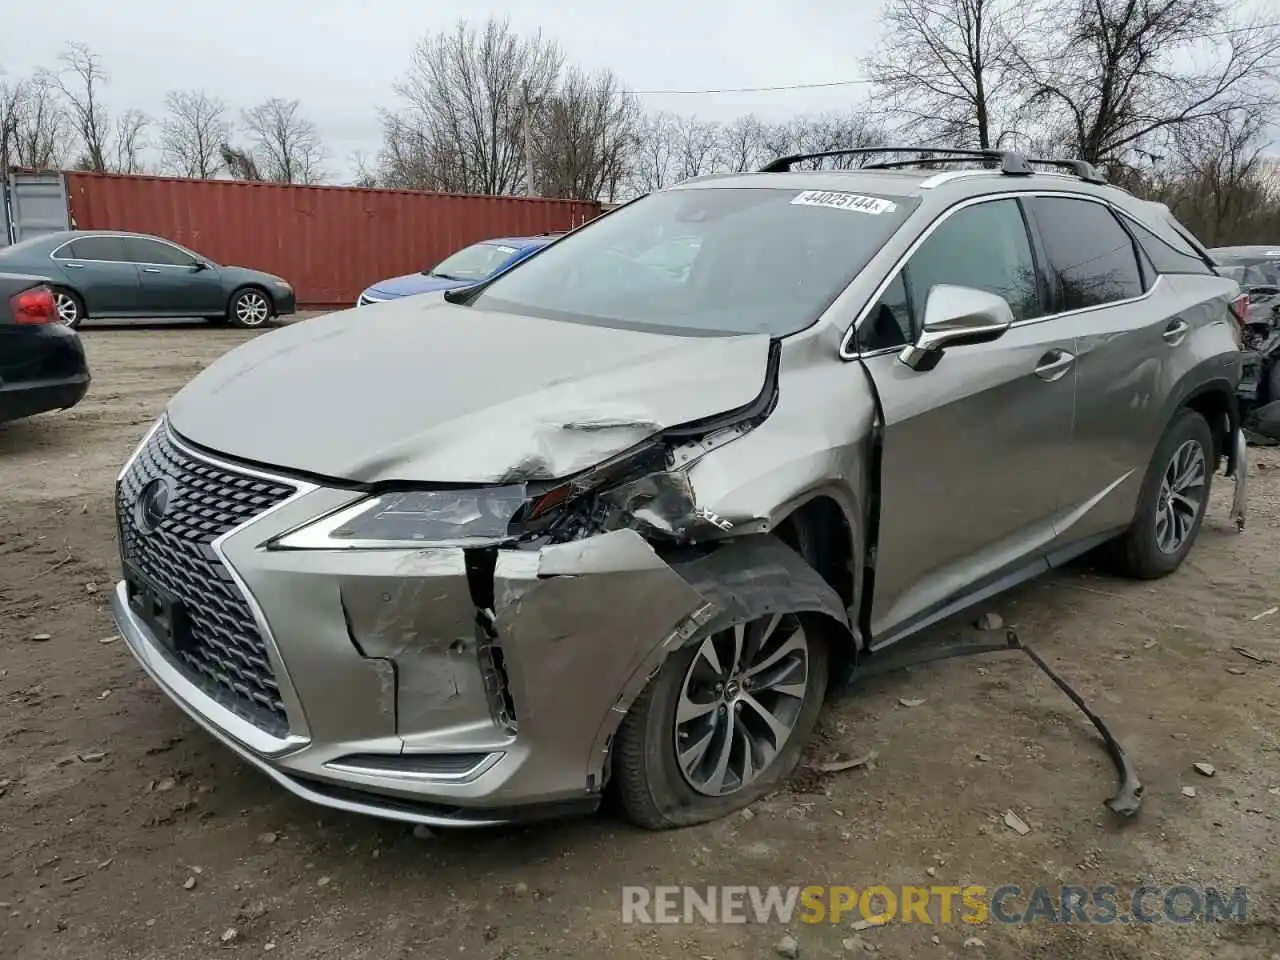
<box><xmin>848</xmin><ymin>627</ymin><xmax>1143</xmax><ymax>817</ymax></box>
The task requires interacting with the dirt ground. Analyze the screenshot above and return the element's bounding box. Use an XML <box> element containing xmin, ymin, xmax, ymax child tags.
<box><xmin>2</xmin><ymin>320</ymin><xmax>1278</xmax><ymax>960</ymax></box>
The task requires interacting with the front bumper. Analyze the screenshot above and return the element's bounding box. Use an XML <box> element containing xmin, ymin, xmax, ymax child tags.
<box><xmin>110</xmin><ymin>427</ymin><xmax>713</xmax><ymax>826</ymax></box>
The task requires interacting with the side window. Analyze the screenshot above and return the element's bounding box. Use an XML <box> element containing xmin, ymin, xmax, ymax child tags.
<box><xmin>859</xmin><ymin>272</ymin><xmax>913</xmax><ymax>352</ymax></box>
<box><xmin>1121</xmin><ymin>217</ymin><xmax>1213</xmax><ymax>276</ymax></box>
<box><xmin>904</xmin><ymin>198</ymin><xmax>1042</xmax><ymax>324</ymax></box>
<box><xmin>65</xmin><ymin>236</ymin><xmax>128</xmax><ymax>262</ymax></box>
<box><xmin>1027</xmin><ymin>197</ymin><xmax>1144</xmax><ymax>310</ymax></box>
<box><xmin>122</xmin><ymin>237</ymin><xmax>196</xmax><ymax>266</ymax></box>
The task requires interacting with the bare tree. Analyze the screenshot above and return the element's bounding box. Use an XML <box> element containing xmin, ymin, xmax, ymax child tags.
<box><xmin>0</xmin><ymin>77</ymin><xmax>24</xmax><ymax>177</ymax></box>
<box><xmin>719</xmin><ymin>114</ymin><xmax>769</xmax><ymax>172</ymax></box>
<box><xmin>160</xmin><ymin>90</ymin><xmax>230</xmax><ymax>177</ymax></box>
<box><xmin>51</xmin><ymin>42</ymin><xmax>111</xmax><ymax>172</ymax></box>
<box><xmin>627</xmin><ymin>112</ymin><xmax>680</xmax><ymax>194</ymax></box>
<box><xmin>379</xmin><ymin>17</ymin><xmax>563</xmax><ymax>194</ymax></box>
<box><xmin>674</xmin><ymin>116</ymin><xmax>722</xmax><ymax>180</ymax></box>
<box><xmin>1018</xmin><ymin>1</ymin><xmax>1280</xmax><ymax>166</ymax></box>
<box><xmin>349</xmin><ymin>150</ymin><xmax>378</xmax><ymax>187</ymax></box>
<box><xmin>241</xmin><ymin>97</ymin><xmax>327</xmax><ymax>184</ymax></box>
<box><xmin>865</xmin><ymin>0</ymin><xmax>1026</xmax><ymax>149</ymax></box>
<box><xmin>535</xmin><ymin>67</ymin><xmax>639</xmax><ymax>201</ymax></box>
<box><xmin>219</xmin><ymin>142</ymin><xmax>264</xmax><ymax>181</ymax></box>
<box><xmin>112</xmin><ymin>108</ymin><xmax>149</xmax><ymax>174</ymax></box>
<box><xmin>12</xmin><ymin>74</ymin><xmax>71</xmax><ymax>169</ymax></box>
<box><xmin>759</xmin><ymin>111</ymin><xmax>886</xmax><ymax>169</ymax></box>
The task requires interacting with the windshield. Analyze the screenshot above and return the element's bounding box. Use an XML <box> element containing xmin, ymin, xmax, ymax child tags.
<box><xmin>1214</xmin><ymin>255</ymin><xmax>1280</xmax><ymax>286</ymax></box>
<box><xmin>429</xmin><ymin>241</ymin><xmax>522</xmax><ymax>282</ymax></box>
<box><xmin>465</xmin><ymin>187</ymin><xmax>919</xmax><ymax>336</ymax></box>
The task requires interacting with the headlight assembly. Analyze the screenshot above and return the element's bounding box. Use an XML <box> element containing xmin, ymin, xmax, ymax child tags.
<box><xmin>273</xmin><ymin>486</ymin><xmax>531</xmax><ymax>550</ymax></box>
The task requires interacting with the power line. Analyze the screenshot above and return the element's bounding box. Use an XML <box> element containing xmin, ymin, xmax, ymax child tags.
<box><xmin>632</xmin><ymin>20</ymin><xmax>1280</xmax><ymax>97</ymax></box>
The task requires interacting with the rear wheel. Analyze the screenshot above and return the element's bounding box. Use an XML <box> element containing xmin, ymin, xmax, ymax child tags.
<box><xmin>612</xmin><ymin>610</ymin><xmax>830</xmax><ymax>830</ymax></box>
<box><xmin>51</xmin><ymin>287</ymin><xmax>84</xmax><ymax>329</ymax></box>
<box><xmin>1103</xmin><ymin>408</ymin><xmax>1214</xmax><ymax>579</ymax></box>
<box><xmin>227</xmin><ymin>288</ymin><xmax>274</xmax><ymax>329</ymax></box>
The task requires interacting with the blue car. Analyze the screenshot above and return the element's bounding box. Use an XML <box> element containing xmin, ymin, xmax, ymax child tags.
<box><xmin>356</xmin><ymin>234</ymin><xmax>561</xmax><ymax>306</ymax></box>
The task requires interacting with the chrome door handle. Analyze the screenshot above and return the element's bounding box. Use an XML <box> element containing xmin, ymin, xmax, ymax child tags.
<box><xmin>142</xmin><ymin>267</ymin><xmax>161</xmax><ymax>273</ymax></box>
<box><xmin>1163</xmin><ymin>319</ymin><xmax>1190</xmax><ymax>345</ymax></box>
<box><xmin>1034</xmin><ymin>349</ymin><xmax>1075</xmax><ymax>382</ymax></box>
<box><xmin>64</xmin><ymin>262</ymin><xmax>84</xmax><ymax>269</ymax></box>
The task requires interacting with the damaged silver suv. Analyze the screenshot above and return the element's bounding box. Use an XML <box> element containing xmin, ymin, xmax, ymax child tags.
<box><xmin>112</xmin><ymin>147</ymin><xmax>1246</xmax><ymax>830</ymax></box>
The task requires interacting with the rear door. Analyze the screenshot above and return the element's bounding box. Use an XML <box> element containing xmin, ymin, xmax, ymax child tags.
<box><xmin>123</xmin><ymin>237</ymin><xmax>224</xmax><ymax>316</ymax></box>
<box><xmin>857</xmin><ymin>196</ymin><xmax>1077</xmax><ymax>644</ymax></box>
<box><xmin>1022</xmin><ymin>195</ymin><xmax>1214</xmax><ymax>551</ymax></box>
<box><xmin>54</xmin><ymin>236</ymin><xmax>140</xmax><ymax>315</ymax></box>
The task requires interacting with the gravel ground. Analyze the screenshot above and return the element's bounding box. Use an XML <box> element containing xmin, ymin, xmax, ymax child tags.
<box><xmin>1</xmin><ymin>322</ymin><xmax>1278</xmax><ymax>960</ymax></box>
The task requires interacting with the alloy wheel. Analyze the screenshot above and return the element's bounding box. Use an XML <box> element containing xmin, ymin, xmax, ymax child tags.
<box><xmin>674</xmin><ymin>614</ymin><xmax>810</xmax><ymax>797</ymax></box>
<box><xmin>234</xmin><ymin>292</ymin><xmax>271</xmax><ymax>327</ymax></box>
<box><xmin>53</xmin><ymin>292</ymin><xmax>79</xmax><ymax>326</ymax></box>
<box><xmin>1155</xmin><ymin>438</ymin><xmax>1206</xmax><ymax>554</ymax></box>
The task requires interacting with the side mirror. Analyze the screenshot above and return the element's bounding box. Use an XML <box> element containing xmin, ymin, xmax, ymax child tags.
<box><xmin>898</xmin><ymin>284</ymin><xmax>1014</xmax><ymax>372</ymax></box>
<box><xmin>191</xmin><ymin>261</ymin><xmax>210</xmax><ymax>272</ymax></box>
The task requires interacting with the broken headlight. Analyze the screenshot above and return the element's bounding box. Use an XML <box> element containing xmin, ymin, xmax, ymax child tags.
<box><xmin>272</xmin><ymin>486</ymin><xmax>532</xmax><ymax>549</ymax></box>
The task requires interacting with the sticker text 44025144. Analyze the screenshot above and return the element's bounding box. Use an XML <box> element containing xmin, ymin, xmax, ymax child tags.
<box><xmin>790</xmin><ymin>191</ymin><xmax>898</xmax><ymax>215</ymax></box>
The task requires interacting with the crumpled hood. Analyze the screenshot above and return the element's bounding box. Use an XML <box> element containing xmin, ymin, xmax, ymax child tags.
<box><xmin>167</xmin><ymin>294</ymin><xmax>772</xmax><ymax>484</ymax></box>
<box><xmin>367</xmin><ymin>272</ymin><xmax>468</xmax><ymax>299</ymax></box>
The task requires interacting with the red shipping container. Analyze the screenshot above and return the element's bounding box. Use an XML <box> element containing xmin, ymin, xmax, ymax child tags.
<box><xmin>64</xmin><ymin>172</ymin><xmax>602</xmax><ymax>308</ymax></box>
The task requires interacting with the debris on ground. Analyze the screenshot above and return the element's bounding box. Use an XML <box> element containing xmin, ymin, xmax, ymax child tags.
<box><xmin>898</xmin><ymin>697</ymin><xmax>927</xmax><ymax>708</ymax></box>
<box><xmin>1232</xmin><ymin>646</ymin><xmax>1272</xmax><ymax>664</ymax></box>
<box><xmin>257</xmin><ymin>832</ymin><xmax>278</xmax><ymax>845</ymax></box>
<box><xmin>77</xmin><ymin>750</ymin><xmax>107</xmax><ymax>763</ymax></box>
<box><xmin>975</xmin><ymin>612</ymin><xmax>1003</xmax><ymax>631</ymax></box>
<box><xmin>1193</xmin><ymin>763</ymin><xmax>1216</xmax><ymax>778</ymax></box>
<box><xmin>1227</xmin><ymin>666</ymin><xmax>1248</xmax><ymax>675</ymax></box>
<box><xmin>849</xmin><ymin>918</ymin><xmax>889</xmax><ymax>932</ymax></box>
<box><xmin>774</xmin><ymin>933</ymin><xmax>800</xmax><ymax>958</ymax></box>
<box><xmin>842</xmin><ymin>934</ymin><xmax>877</xmax><ymax>953</ymax></box>
<box><xmin>97</xmin><ymin>635</ymin><xmax>118</xmax><ymax>645</ymax></box>
<box><xmin>818</xmin><ymin>750</ymin><xmax>878</xmax><ymax>773</ymax></box>
<box><xmin>29</xmin><ymin>633</ymin><xmax>51</xmax><ymax>642</ymax></box>
<box><xmin>1003</xmin><ymin>810</ymin><xmax>1031</xmax><ymax>835</ymax></box>
<box><xmin>1182</xmin><ymin>786</ymin><xmax>1197</xmax><ymax>798</ymax></box>
<box><xmin>740</xmin><ymin>807</ymin><xmax>755</xmax><ymax>822</ymax></box>
<box><xmin>84</xmin><ymin>582</ymin><xmax>98</xmax><ymax>594</ymax></box>
<box><xmin>1249</xmin><ymin>606</ymin><xmax>1278</xmax><ymax>621</ymax></box>
<box><xmin>412</xmin><ymin>824</ymin><xmax>435</xmax><ymax>840</ymax></box>
<box><xmin>964</xmin><ymin>937</ymin><xmax>986</xmax><ymax>948</ymax></box>
<box><xmin>219</xmin><ymin>928</ymin><xmax>238</xmax><ymax>944</ymax></box>
<box><xmin>183</xmin><ymin>876</ymin><xmax>197</xmax><ymax>890</ymax></box>
<box><xmin>975</xmin><ymin>753</ymin><xmax>992</xmax><ymax>762</ymax></box>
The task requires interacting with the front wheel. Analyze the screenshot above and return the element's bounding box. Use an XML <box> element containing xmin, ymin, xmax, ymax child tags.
<box><xmin>50</xmin><ymin>287</ymin><xmax>85</xmax><ymax>329</ymax></box>
<box><xmin>611</xmin><ymin>611</ymin><xmax>830</xmax><ymax>830</ymax></box>
<box><xmin>227</xmin><ymin>288</ymin><xmax>274</xmax><ymax>329</ymax></box>
<box><xmin>1103</xmin><ymin>408</ymin><xmax>1214</xmax><ymax>579</ymax></box>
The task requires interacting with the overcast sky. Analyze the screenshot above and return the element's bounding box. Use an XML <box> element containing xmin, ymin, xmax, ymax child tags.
<box><xmin>2</xmin><ymin>0</ymin><xmax>1274</xmax><ymax>181</ymax></box>
<box><xmin>2</xmin><ymin>0</ymin><xmax>884</xmax><ymax>180</ymax></box>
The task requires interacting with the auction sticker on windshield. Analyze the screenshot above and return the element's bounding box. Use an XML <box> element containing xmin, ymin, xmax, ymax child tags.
<box><xmin>791</xmin><ymin>191</ymin><xmax>898</xmax><ymax>215</ymax></box>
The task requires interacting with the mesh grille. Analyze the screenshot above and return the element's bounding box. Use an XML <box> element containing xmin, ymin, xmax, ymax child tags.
<box><xmin>117</xmin><ymin>424</ymin><xmax>296</xmax><ymax>736</ymax></box>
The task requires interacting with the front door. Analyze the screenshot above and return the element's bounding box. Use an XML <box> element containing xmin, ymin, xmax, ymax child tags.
<box><xmin>123</xmin><ymin>237</ymin><xmax>224</xmax><ymax>316</ymax></box>
<box><xmin>856</xmin><ymin>196</ymin><xmax>1078</xmax><ymax>644</ymax></box>
<box><xmin>55</xmin><ymin>235</ymin><xmax>141</xmax><ymax>315</ymax></box>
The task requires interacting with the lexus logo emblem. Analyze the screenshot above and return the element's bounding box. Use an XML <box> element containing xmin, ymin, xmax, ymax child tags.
<box><xmin>135</xmin><ymin>477</ymin><xmax>175</xmax><ymax>534</ymax></box>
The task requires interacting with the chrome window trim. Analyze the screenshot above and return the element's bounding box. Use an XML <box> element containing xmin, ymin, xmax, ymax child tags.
<box><xmin>49</xmin><ymin>232</ymin><xmax>204</xmax><ymax>268</ymax></box>
<box><xmin>839</xmin><ymin>189</ymin><xmax>1163</xmax><ymax>361</ymax></box>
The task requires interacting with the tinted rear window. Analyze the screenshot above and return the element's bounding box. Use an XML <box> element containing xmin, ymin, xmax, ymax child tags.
<box><xmin>466</xmin><ymin>187</ymin><xmax>919</xmax><ymax>336</ymax></box>
<box><xmin>1026</xmin><ymin>197</ymin><xmax>1144</xmax><ymax>310</ymax></box>
<box><xmin>1122</xmin><ymin>217</ymin><xmax>1213</xmax><ymax>276</ymax></box>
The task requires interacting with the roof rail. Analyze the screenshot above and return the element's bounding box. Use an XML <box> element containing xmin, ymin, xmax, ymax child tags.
<box><xmin>1027</xmin><ymin>157</ymin><xmax>1107</xmax><ymax>184</ymax></box>
<box><xmin>758</xmin><ymin>146</ymin><xmax>1035</xmax><ymax>177</ymax></box>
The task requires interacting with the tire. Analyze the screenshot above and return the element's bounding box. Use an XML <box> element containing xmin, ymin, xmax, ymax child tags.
<box><xmin>612</xmin><ymin>610</ymin><xmax>830</xmax><ymax>830</ymax></box>
<box><xmin>1103</xmin><ymin>408</ymin><xmax>1215</xmax><ymax>580</ymax></box>
<box><xmin>227</xmin><ymin>288</ymin><xmax>275</xmax><ymax>329</ymax></box>
<box><xmin>50</xmin><ymin>287</ymin><xmax>85</xmax><ymax>329</ymax></box>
